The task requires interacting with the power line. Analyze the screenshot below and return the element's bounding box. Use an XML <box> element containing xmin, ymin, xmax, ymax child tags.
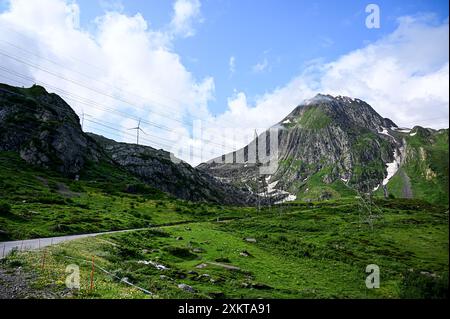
<box><xmin>0</xmin><ymin>83</ymin><xmax>217</xmax><ymax>161</ymax></box>
<box><xmin>0</xmin><ymin>33</ymin><xmax>238</xmax><ymax>129</ymax></box>
<box><xmin>0</xmin><ymin>67</ymin><xmax>237</xmax><ymax>152</ymax></box>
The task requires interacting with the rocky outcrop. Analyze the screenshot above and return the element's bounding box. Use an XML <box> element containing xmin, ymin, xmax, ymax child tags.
<box><xmin>0</xmin><ymin>83</ymin><xmax>104</xmax><ymax>177</ymax></box>
<box><xmin>88</xmin><ymin>133</ymin><xmax>257</xmax><ymax>205</ymax></box>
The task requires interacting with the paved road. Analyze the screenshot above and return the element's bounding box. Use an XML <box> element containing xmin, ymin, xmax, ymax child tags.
<box><xmin>0</xmin><ymin>228</ymin><xmax>148</xmax><ymax>259</ymax></box>
<box><xmin>0</xmin><ymin>219</ymin><xmax>214</xmax><ymax>259</ymax></box>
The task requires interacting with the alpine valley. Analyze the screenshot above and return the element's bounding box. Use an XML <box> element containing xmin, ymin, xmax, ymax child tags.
<box><xmin>0</xmin><ymin>83</ymin><xmax>448</xmax><ymax>299</ymax></box>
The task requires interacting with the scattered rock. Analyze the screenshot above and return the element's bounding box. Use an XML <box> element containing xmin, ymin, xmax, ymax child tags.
<box><xmin>197</xmin><ymin>274</ymin><xmax>211</xmax><ymax>282</ymax></box>
<box><xmin>192</xmin><ymin>248</ymin><xmax>204</xmax><ymax>253</ymax></box>
<box><xmin>187</xmin><ymin>270</ymin><xmax>198</xmax><ymax>276</ymax></box>
<box><xmin>178</xmin><ymin>283</ymin><xmax>196</xmax><ymax>293</ymax></box>
<box><xmin>244</xmin><ymin>238</ymin><xmax>257</xmax><ymax>243</ymax></box>
<box><xmin>175</xmin><ymin>272</ymin><xmax>187</xmax><ymax>279</ymax></box>
<box><xmin>137</xmin><ymin>260</ymin><xmax>169</xmax><ymax>270</ymax></box>
<box><xmin>239</xmin><ymin>250</ymin><xmax>252</xmax><ymax>257</ymax></box>
<box><xmin>195</xmin><ymin>263</ymin><xmax>208</xmax><ymax>269</ymax></box>
<box><xmin>208</xmin><ymin>262</ymin><xmax>241</xmax><ymax>271</ymax></box>
<box><xmin>176</xmin><ymin>236</ymin><xmax>183</xmax><ymax>241</ymax></box>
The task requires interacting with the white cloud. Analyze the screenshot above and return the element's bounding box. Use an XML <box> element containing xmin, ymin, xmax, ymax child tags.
<box><xmin>228</xmin><ymin>55</ymin><xmax>235</xmax><ymax>75</ymax></box>
<box><xmin>212</xmin><ymin>14</ymin><xmax>449</xmax><ymax>151</ymax></box>
<box><xmin>99</xmin><ymin>0</ymin><xmax>124</xmax><ymax>13</ymax></box>
<box><xmin>0</xmin><ymin>1</ymin><xmax>447</xmax><ymax>167</ymax></box>
<box><xmin>0</xmin><ymin>0</ymin><xmax>214</xmax><ymax>163</ymax></box>
<box><xmin>252</xmin><ymin>57</ymin><xmax>268</xmax><ymax>73</ymax></box>
<box><xmin>169</xmin><ymin>0</ymin><xmax>202</xmax><ymax>38</ymax></box>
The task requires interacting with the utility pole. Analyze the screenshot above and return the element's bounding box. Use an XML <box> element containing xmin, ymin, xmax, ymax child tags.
<box><xmin>129</xmin><ymin>119</ymin><xmax>146</xmax><ymax>145</ymax></box>
<box><xmin>255</xmin><ymin>129</ymin><xmax>263</xmax><ymax>213</ymax></box>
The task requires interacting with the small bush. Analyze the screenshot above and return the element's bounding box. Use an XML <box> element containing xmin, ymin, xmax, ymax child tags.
<box><xmin>123</xmin><ymin>183</ymin><xmax>158</xmax><ymax>195</ymax></box>
<box><xmin>164</xmin><ymin>246</ymin><xmax>198</xmax><ymax>260</ymax></box>
<box><xmin>215</xmin><ymin>257</ymin><xmax>231</xmax><ymax>263</ymax></box>
<box><xmin>0</xmin><ymin>202</ymin><xmax>12</xmax><ymax>214</ymax></box>
<box><xmin>400</xmin><ymin>270</ymin><xmax>448</xmax><ymax>299</ymax></box>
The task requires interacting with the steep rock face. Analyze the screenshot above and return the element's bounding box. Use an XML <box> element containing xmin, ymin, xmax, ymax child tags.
<box><xmin>88</xmin><ymin>133</ymin><xmax>257</xmax><ymax>205</ymax></box>
<box><xmin>0</xmin><ymin>84</ymin><xmax>103</xmax><ymax>176</ymax></box>
<box><xmin>198</xmin><ymin>94</ymin><xmax>407</xmax><ymax>201</ymax></box>
<box><xmin>0</xmin><ymin>83</ymin><xmax>256</xmax><ymax>205</ymax></box>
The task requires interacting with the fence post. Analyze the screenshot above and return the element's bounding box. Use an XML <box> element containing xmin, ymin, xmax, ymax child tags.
<box><xmin>2</xmin><ymin>244</ymin><xmax>5</xmax><ymax>258</ymax></box>
<box><xmin>90</xmin><ymin>256</ymin><xmax>95</xmax><ymax>292</ymax></box>
<box><xmin>41</xmin><ymin>249</ymin><xmax>47</xmax><ymax>270</ymax></box>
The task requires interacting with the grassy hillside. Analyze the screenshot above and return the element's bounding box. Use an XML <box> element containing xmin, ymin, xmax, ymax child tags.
<box><xmin>379</xmin><ymin>128</ymin><xmax>449</xmax><ymax>205</ymax></box>
<box><xmin>1</xmin><ymin>198</ymin><xmax>447</xmax><ymax>299</ymax></box>
<box><xmin>0</xmin><ymin>151</ymin><xmax>253</xmax><ymax>241</ymax></box>
<box><xmin>0</xmin><ymin>150</ymin><xmax>448</xmax><ymax>299</ymax></box>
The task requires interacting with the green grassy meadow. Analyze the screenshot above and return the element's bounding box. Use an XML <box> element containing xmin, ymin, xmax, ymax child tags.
<box><xmin>0</xmin><ymin>151</ymin><xmax>448</xmax><ymax>299</ymax></box>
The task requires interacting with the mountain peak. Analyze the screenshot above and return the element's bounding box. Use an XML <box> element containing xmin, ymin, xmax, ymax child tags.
<box><xmin>282</xmin><ymin>93</ymin><xmax>397</xmax><ymax>132</ymax></box>
<box><xmin>301</xmin><ymin>93</ymin><xmax>363</xmax><ymax>107</ymax></box>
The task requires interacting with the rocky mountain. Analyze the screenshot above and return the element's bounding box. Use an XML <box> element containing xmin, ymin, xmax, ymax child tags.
<box><xmin>0</xmin><ymin>83</ymin><xmax>255</xmax><ymax>205</ymax></box>
<box><xmin>0</xmin><ymin>83</ymin><xmax>105</xmax><ymax>176</ymax></box>
<box><xmin>198</xmin><ymin>94</ymin><xmax>449</xmax><ymax>204</ymax></box>
<box><xmin>88</xmin><ymin>133</ymin><xmax>256</xmax><ymax>205</ymax></box>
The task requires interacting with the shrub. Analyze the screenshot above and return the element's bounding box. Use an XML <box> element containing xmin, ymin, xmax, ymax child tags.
<box><xmin>0</xmin><ymin>202</ymin><xmax>12</xmax><ymax>214</ymax></box>
<box><xmin>164</xmin><ymin>246</ymin><xmax>198</xmax><ymax>260</ymax></box>
<box><xmin>400</xmin><ymin>270</ymin><xmax>448</xmax><ymax>299</ymax></box>
<box><xmin>123</xmin><ymin>183</ymin><xmax>157</xmax><ymax>195</ymax></box>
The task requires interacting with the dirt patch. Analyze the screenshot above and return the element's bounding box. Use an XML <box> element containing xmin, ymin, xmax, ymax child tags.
<box><xmin>56</xmin><ymin>183</ymin><xmax>80</xmax><ymax>198</ymax></box>
<box><xmin>400</xmin><ymin>170</ymin><xmax>413</xmax><ymax>199</ymax></box>
<box><xmin>0</xmin><ymin>266</ymin><xmax>62</xmax><ymax>299</ymax></box>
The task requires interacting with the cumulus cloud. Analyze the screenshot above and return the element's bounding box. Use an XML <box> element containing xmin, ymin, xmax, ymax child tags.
<box><xmin>213</xmin><ymin>14</ymin><xmax>449</xmax><ymax>150</ymax></box>
<box><xmin>0</xmin><ymin>0</ymin><xmax>214</xmax><ymax>164</ymax></box>
<box><xmin>0</xmin><ymin>0</ymin><xmax>447</xmax><ymax>167</ymax></box>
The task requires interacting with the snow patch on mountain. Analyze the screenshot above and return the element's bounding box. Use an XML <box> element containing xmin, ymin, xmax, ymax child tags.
<box><xmin>382</xmin><ymin>149</ymin><xmax>401</xmax><ymax>186</ymax></box>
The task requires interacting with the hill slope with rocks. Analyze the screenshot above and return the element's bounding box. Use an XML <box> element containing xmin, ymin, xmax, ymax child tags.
<box><xmin>0</xmin><ymin>83</ymin><xmax>255</xmax><ymax>205</ymax></box>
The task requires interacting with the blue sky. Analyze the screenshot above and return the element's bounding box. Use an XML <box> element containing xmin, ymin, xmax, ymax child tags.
<box><xmin>0</xmin><ymin>0</ymin><xmax>448</xmax><ymax>164</ymax></box>
<box><xmin>69</xmin><ymin>0</ymin><xmax>449</xmax><ymax>115</ymax></box>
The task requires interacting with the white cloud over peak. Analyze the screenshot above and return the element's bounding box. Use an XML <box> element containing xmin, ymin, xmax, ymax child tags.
<box><xmin>215</xmin><ymin>14</ymin><xmax>449</xmax><ymax>146</ymax></box>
